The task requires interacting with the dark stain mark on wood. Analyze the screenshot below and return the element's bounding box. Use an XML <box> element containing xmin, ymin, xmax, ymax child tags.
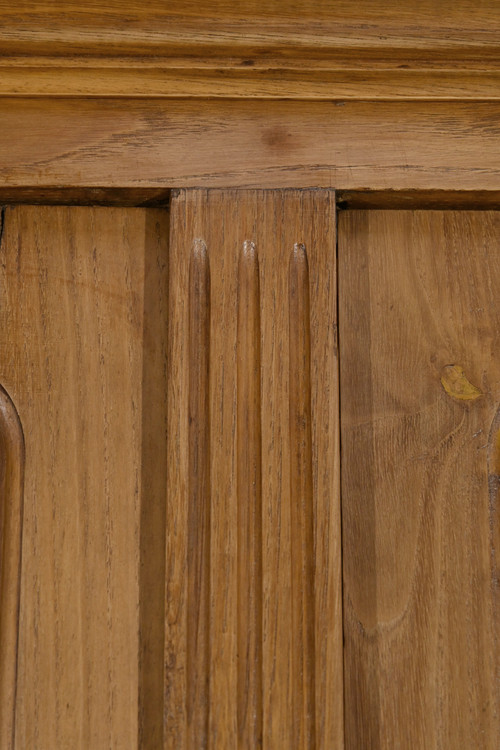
<box><xmin>262</xmin><ymin>126</ymin><xmax>294</xmax><ymax>150</ymax></box>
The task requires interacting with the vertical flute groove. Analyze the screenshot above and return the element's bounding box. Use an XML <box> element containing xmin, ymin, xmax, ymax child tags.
<box><xmin>237</xmin><ymin>241</ymin><xmax>263</xmax><ymax>748</ymax></box>
<box><xmin>187</xmin><ymin>240</ymin><xmax>211</xmax><ymax>749</ymax></box>
<box><xmin>0</xmin><ymin>385</ymin><xmax>25</xmax><ymax>750</ymax></box>
<box><xmin>289</xmin><ymin>243</ymin><xmax>316</xmax><ymax>748</ymax></box>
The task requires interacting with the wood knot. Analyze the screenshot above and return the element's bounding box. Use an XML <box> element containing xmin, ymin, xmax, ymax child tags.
<box><xmin>440</xmin><ymin>364</ymin><xmax>482</xmax><ymax>401</ymax></box>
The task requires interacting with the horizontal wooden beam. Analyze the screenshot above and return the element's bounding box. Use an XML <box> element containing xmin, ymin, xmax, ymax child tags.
<box><xmin>0</xmin><ymin>99</ymin><xmax>499</xmax><ymax>191</ymax></box>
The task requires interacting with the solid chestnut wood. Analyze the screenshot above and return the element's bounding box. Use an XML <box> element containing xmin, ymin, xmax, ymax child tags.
<box><xmin>0</xmin><ymin>2</ymin><xmax>498</xmax><ymax>748</ymax></box>
<box><xmin>0</xmin><ymin>206</ymin><xmax>168</xmax><ymax>749</ymax></box>
<box><xmin>339</xmin><ymin>210</ymin><xmax>500</xmax><ymax>749</ymax></box>
<box><xmin>0</xmin><ymin>1</ymin><xmax>498</xmax><ymax>100</ymax></box>
<box><xmin>165</xmin><ymin>189</ymin><xmax>342</xmax><ymax>749</ymax></box>
<box><xmin>0</xmin><ymin>100</ymin><xmax>499</xmax><ymax>192</ymax></box>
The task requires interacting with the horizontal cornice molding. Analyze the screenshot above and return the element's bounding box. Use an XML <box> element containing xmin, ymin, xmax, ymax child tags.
<box><xmin>1</xmin><ymin>58</ymin><xmax>499</xmax><ymax>100</ymax></box>
<box><xmin>0</xmin><ymin>1</ymin><xmax>499</xmax><ymax>100</ymax></box>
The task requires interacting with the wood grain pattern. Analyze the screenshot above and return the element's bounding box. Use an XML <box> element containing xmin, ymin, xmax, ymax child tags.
<box><xmin>138</xmin><ymin>209</ymin><xmax>169</xmax><ymax>750</ymax></box>
<box><xmin>187</xmin><ymin>241</ymin><xmax>211</xmax><ymax>748</ymax></box>
<box><xmin>1</xmin><ymin>0</ymin><xmax>498</xmax><ymax>56</ymax></box>
<box><xmin>237</xmin><ymin>242</ymin><xmax>263</xmax><ymax>748</ymax></box>
<box><xmin>289</xmin><ymin>245</ymin><xmax>315</xmax><ymax>747</ymax></box>
<box><xmin>0</xmin><ymin>1</ymin><xmax>498</xmax><ymax>99</ymax></box>
<box><xmin>0</xmin><ymin>386</ymin><xmax>24</xmax><ymax>750</ymax></box>
<box><xmin>2</xmin><ymin>65</ymin><xmax>499</xmax><ymax>101</ymax></box>
<box><xmin>0</xmin><ymin>206</ymin><xmax>168</xmax><ymax>749</ymax></box>
<box><xmin>339</xmin><ymin>210</ymin><xmax>500</xmax><ymax>749</ymax></box>
<box><xmin>165</xmin><ymin>189</ymin><xmax>342</xmax><ymax>748</ymax></box>
<box><xmin>1</xmin><ymin>99</ymin><xmax>499</xmax><ymax>191</ymax></box>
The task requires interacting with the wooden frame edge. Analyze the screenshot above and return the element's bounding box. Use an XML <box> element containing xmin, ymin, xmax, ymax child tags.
<box><xmin>0</xmin><ymin>188</ymin><xmax>499</xmax><ymax>210</ymax></box>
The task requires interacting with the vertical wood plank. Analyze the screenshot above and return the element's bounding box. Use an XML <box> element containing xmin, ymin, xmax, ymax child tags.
<box><xmin>139</xmin><ymin>211</ymin><xmax>169</xmax><ymax>750</ymax></box>
<box><xmin>339</xmin><ymin>209</ymin><xmax>500</xmax><ymax>749</ymax></box>
<box><xmin>165</xmin><ymin>189</ymin><xmax>342</xmax><ymax>749</ymax></box>
<box><xmin>0</xmin><ymin>206</ymin><xmax>168</xmax><ymax>749</ymax></box>
<box><xmin>0</xmin><ymin>386</ymin><xmax>24</xmax><ymax>750</ymax></box>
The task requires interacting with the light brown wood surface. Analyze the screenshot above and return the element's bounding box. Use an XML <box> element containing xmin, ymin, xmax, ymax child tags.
<box><xmin>2</xmin><ymin>0</ymin><xmax>497</xmax><ymax>56</ymax></box>
<box><xmin>1</xmin><ymin>100</ymin><xmax>499</xmax><ymax>192</ymax></box>
<box><xmin>339</xmin><ymin>210</ymin><xmax>500</xmax><ymax>748</ymax></box>
<box><xmin>0</xmin><ymin>1</ymin><xmax>498</xmax><ymax>99</ymax></box>
<box><xmin>0</xmin><ymin>385</ymin><xmax>25</xmax><ymax>750</ymax></box>
<box><xmin>165</xmin><ymin>189</ymin><xmax>342</xmax><ymax>748</ymax></box>
<box><xmin>0</xmin><ymin>206</ymin><xmax>168</xmax><ymax>749</ymax></box>
<box><xmin>2</xmin><ymin>64</ymin><xmax>499</xmax><ymax>101</ymax></box>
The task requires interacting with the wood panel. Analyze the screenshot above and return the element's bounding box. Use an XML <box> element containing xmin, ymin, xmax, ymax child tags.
<box><xmin>339</xmin><ymin>210</ymin><xmax>500</xmax><ymax>748</ymax></box>
<box><xmin>1</xmin><ymin>100</ymin><xmax>499</xmax><ymax>191</ymax></box>
<box><xmin>0</xmin><ymin>206</ymin><xmax>168</xmax><ymax>749</ymax></box>
<box><xmin>165</xmin><ymin>189</ymin><xmax>342</xmax><ymax>748</ymax></box>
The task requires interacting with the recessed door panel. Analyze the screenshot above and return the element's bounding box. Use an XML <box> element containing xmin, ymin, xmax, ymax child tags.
<box><xmin>339</xmin><ymin>210</ymin><xmax>500</xmax><ymax>749</ymax></box>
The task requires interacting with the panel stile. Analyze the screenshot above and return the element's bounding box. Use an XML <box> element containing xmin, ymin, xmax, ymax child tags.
<box><xmin>165</xmin><ymin>188</ymin><xmax>342</xmax><ymax>749</ymax></box>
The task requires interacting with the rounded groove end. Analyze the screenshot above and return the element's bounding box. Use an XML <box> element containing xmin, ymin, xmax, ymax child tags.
<box><xmin>192</xmin><ymin>238</ymin><xmax>208</xmax><ymax>259</ymax></box>
<box><xmin>242</xmin><ymin>240</ymin><xmax>257</xmax><ymax>260</ymax></box>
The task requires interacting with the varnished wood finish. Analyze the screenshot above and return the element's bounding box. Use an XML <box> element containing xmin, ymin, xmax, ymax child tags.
<box><xmin>0</xmin><ymin>386</ymin><xmax>24</xmax><ymax>750</ymax></box>
<box><xmin>187</xmin><ymin>241</ymin><xmax>211</xmax><ymax>748</ymax></box>
<box><xmin>1</xmin><ymin>100</ymin><xmax>499</xmax><ymax>191</ymax></box>
<box><xmin>339</xmin><ymin>210</ymin><xmax>500</xmax><ymax>749</ymax></box>
<box><xmin>138</xmin><ymin>209</ymin><xmax>169</xmax><ymax>750</ymax></box>
<box><xmin>289</xmin><ymin>245</ymin><xmax>315</xmax><ymax>747</ymax></box>
<box><xmin>0</xmin><ymin>0</ymin><xmax>498</xmax><ymax>745</ymax></box>
<box><xmin>1</xmin><ymin>1</ymin><xmax>497</xmax><ymax>57</ymax></box>
<box><xmin>236</xmin><ymin>243</ymin><xmax>263</xmax><ymax>748</ymax></box>
<box><xmin>165</xmin><ymin>189</ymin><xmax>342</xmax><ymax>749</ymax></box>
<box><xmin>0</xmin><ymin>206</ymin><xmax>168</xmax><ymax>749</ymax></box>
<box><xmin>2</xmin><ymin>64</ymin><xmax>500</xmax><ymax>101</ymax></box>
<box><xmin>0</xmin><ymin>1</ymin><xmax>499</xmax><ymax>99</ymax></box>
